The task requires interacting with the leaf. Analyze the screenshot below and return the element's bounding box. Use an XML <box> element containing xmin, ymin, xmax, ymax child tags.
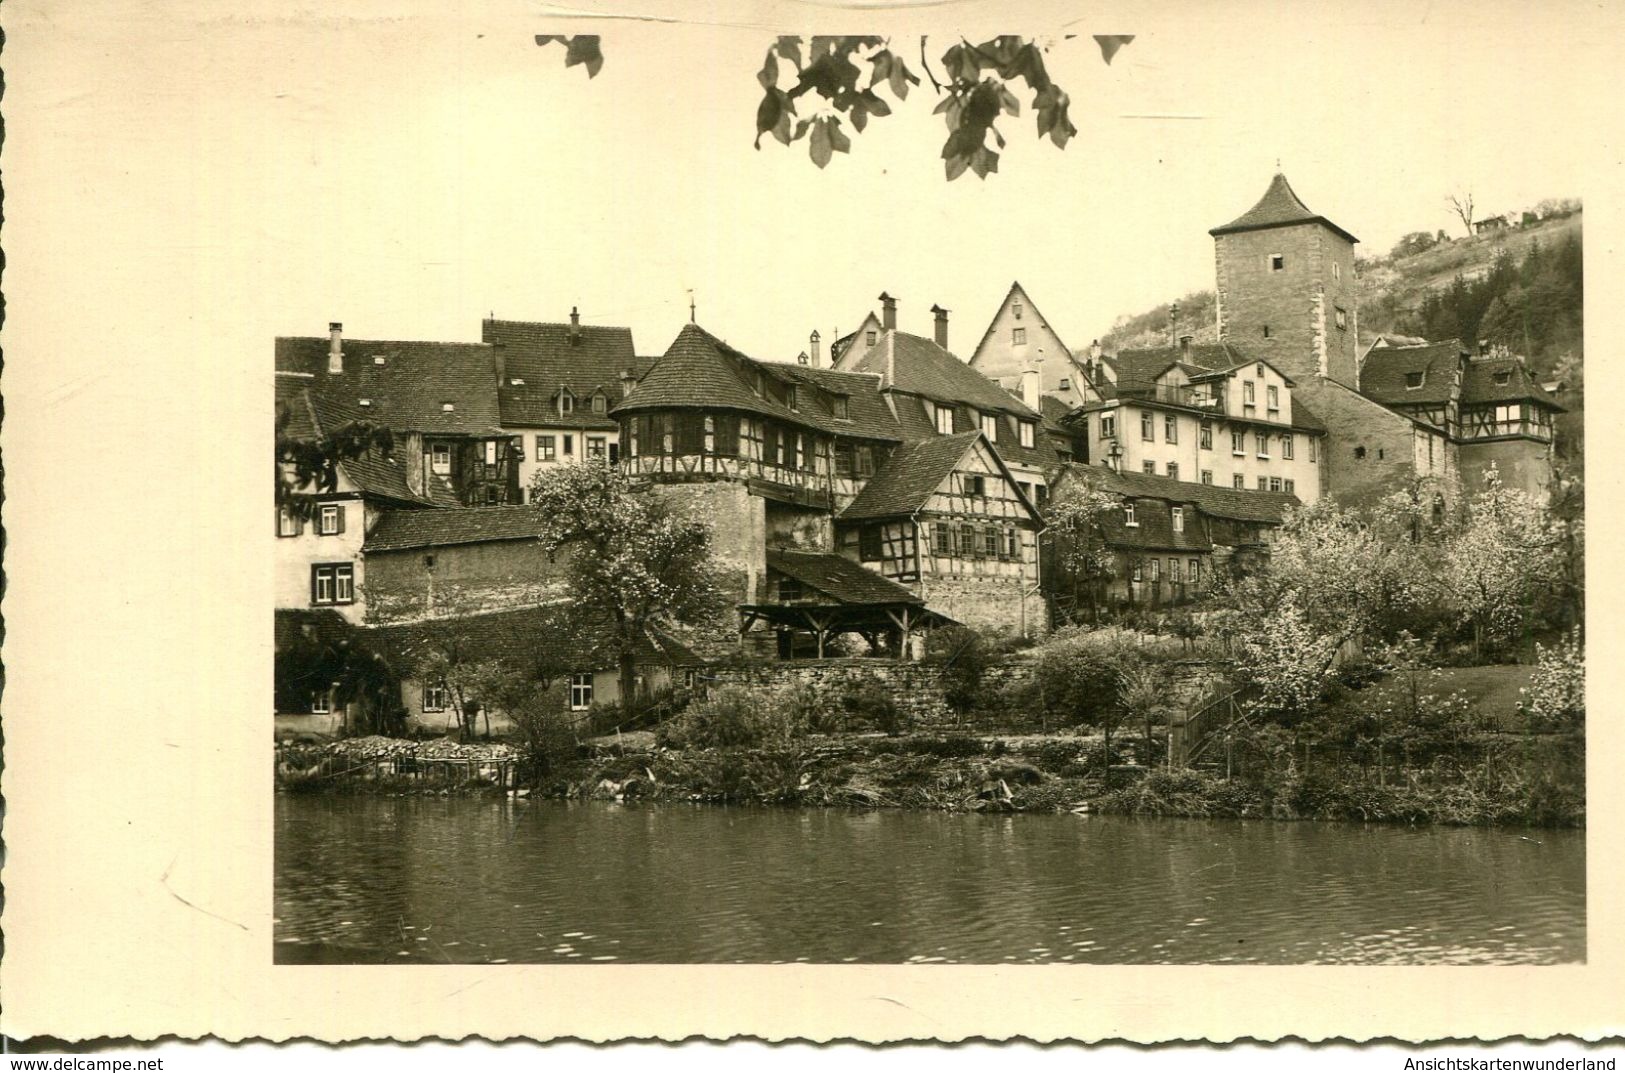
<box><xmin>944</xmin><ymin>151</ymin><xmax>970</xmax><ymax>182</ymax></box>
<box><xmin>809</xmin><ymin>117</ymin><xmax>833</xmax><ymax>168</ymax></box>
<box><xmin>772</xmin><ymin>101</ymin><xmax>794</xmax><ymax>146</ymax></box>
<box><xmin>862</xmin><ymin>89</ymin><xmax>891</xmax><ymax>117</ymax></box>
<box><xmin>969</xmin><ymin>146</ymin><xmax>1000</xmax><ymax>179</ymax></box>
<box><xmin>827</xmin><ymin>117</ymin><xmax>851</xmax><ymax>155</ymax></box>
<box><xmin>758</xmin><ymin>48</ymin><xmax>779</xmax><ymax>90</ymax></box>
<box><xmin>888</xmin><ymin>54</ymin><xmax>919</xmax><ymax>99</ymax></box>
<box><xmin>754</xmin><ymin>92</ymin><xmax>780</xmax><ymax>149</ymax></box>
<box><xmin>998</xmin><ymin>85</ymin><xmax>1021</xmax><ymax>117</ymax></box>
<box><xmin>1094</xmin><ymin>35</ymin><xmax>1135</xmax><ymax>65</ymax></box>
<box><xmin>776</xmin><ymin>35</ymin><xmax>803</xmax><ymax>70</ymax></box>
<box><xmin>563</xmin><ymin>35</ymin><xmax>604</xmax><ymax>78</ymax></box>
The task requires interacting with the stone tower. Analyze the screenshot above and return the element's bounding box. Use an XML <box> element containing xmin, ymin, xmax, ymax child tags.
<box><xmin>1211</xmin><ymin>174</ymin><xmax>1360</xmax><ymax>387</ymax></box>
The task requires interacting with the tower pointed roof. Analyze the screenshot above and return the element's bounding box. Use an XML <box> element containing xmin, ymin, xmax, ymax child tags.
<box><xmin>1209</xmin><ymin>173</ymin><xmax>1358</xmax><ymax>244</ymax></box>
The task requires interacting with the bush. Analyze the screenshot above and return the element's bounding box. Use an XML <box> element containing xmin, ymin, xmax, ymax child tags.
<box><xmin>838</xmin><ymin>678</ymin><xmax>906</xmax><ymax>735</ymax></box>
<box><xmin>658</xmin><ymin>685</ymin><xmax>797</xmax><ymax>749</ymax></box>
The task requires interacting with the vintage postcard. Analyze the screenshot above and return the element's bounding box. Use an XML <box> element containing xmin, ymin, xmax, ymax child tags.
<box><xmin>2</xmin><ymin>0</ymin><xmax>1621</xmax><ymax>1045</ymax></box>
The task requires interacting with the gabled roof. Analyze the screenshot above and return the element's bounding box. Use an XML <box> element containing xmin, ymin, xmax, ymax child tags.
<box><xmin>969</xmin><ymin>280</ymin><xmax>1081</xmax><ymax>364</ymax></box>
<box><xmin>838</xmin><ymin>432</ymin><xmax>984</xmax><ymax>521</ymax></box>
<box><xmin>364</xmin><ymin>505</ymin><xmax>548</xmax><ymax>553</ymax></box>
<box><xmin>766</xmin><ymin>549</ymin><xmax>924</xmax><ymax>607</ymax></box>
<box><xmin>1058</xmin><ymin>464</ymin><xmax>1302</xmax><ymax>526</ymax></box>
<box><xmin>1109</xmin><ymin>341</ymin><xmax>1244</xmax><ymax>394</ymax></box>
<box><xmin>1039</xmin><ymin>394</ymin><xmax>1076</xmax><ymax>431</ymax></box>
<box><xmin>276</xmin><ymin>374</ymin><xmax>458</xmax><ymax>508</ymax></box>
<box><xmin>1100</xmin><ymin>497</ymin><xmax>1214</xmax><ymax>553</ymax></box>
<box><xmin>1359</xmin><ymin>341</ymin><xmax>1465</xmax><ymax>406</ymax></box>
<box><xmin>1461</xmin><ymin>356</ymin><xmax>1564</xmax><ymax>409</ymax></box>
<box><xmin>841</xmin><ymin>329</ymin><xmax>1042</xmax><ymax>420</ymax></box>
<box><xmin>770</xmin><ymin>364</ymin><xmax>905</xmax><ymax>442</ymax></box>
<box><xmin>482</xmin><ymin>318</ymin><xmax>647</xmax><ymax>429</ymax></box>
<box><xmin>366</xmin><ymin>605</ymin><xmax>703</xmax><ymax>675</ymax></box>
<box><xmin>275</xmin><ymin>335</ymin><xmax>505</xmax><ymax>436</ymax></box>
<box><xmin>1209</xmin><ymin>173</ymin><xmax>1358</xmax><ymax>245</ymax></box>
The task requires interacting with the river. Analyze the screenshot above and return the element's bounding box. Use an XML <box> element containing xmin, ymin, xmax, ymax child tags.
<box><xmin>274</xmin><ymin>795</ymin><xmax>1584</xmax><ymax>964</ymax></box>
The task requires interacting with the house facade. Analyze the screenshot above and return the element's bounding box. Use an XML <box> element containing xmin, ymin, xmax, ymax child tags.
<box><xmin>968</xmin><ymin>281</ymin><xmax>1101</xmax><ymax>410</ymax></box>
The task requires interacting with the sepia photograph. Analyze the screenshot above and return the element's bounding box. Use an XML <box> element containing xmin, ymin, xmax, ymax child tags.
<box><xmin>266</xmin><ymin>6</ymin><xmax>1585</xmax><ymax>968</ymax></box>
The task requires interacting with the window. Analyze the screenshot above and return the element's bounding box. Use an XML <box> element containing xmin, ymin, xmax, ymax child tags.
<box><xmin>1164</xmin><ymin>414</ymin><xmax>1178</xmax><ymax>443</ymax></box>
<box><xmin>562</xmin><ymin>434</ymin><xmax>574</xmax><ymax>457</ymax></box>
<box><xmin>1123</xmin><ymin>503</ymin><xmax>1138</xmax><ymax>527</ymax></box>
<box><xmin>1377</xmin><ymin>448</ymin><xmax>1385</xmax><ymax>460</ymax></box>
<box><xmin>1019</xmin><ymin>421</ymin><xmax>1035</xmax><ymax>449</ymax></box>
<box><xmin>964</xmin><ymin>474</ymin><xmax>987</xmax><ymax>498</ymax></box>
<box><xmin>958</xmin><ymin>525</ymin><xmax>977</xmax><ymax>558</ymax></box>
<box><xmin>777</xmin><ymin>577</ymin><xmax>804</xmax><ymax>603</ymax></box>
<box><xmin>1166</xmin><ymin>462</ymin><xmax>1179</xmax><ymax>481</ymax></box>
<box><xmin>1354</xmin><ymin>446</ymin><xmax>1367</xmax><ymax>460</ymax></box>
<box><xmin>1256</xmin><ymin>363</ymin><xmax>1265</xmax><ymax>378</ymax></box>
<box><xmin>537</xmin><ymin>435</ymin><xmax>556</xmax><ymax>461</ymax></box>
<box><xmin>1267</xmin><ymin>385</ymin><xmax>1279</xmax><ymax>411</ymax></box>
<box><xmin>1012</xmin><ymin>301</ymin><xmax>1023</xmax><ymax>319</ymax></box>
<box><xmin>1281</xmin><ymin>434</ymin><xmax>1294</xmax><ymax>460</ymax></box>
<box><xmin>1493</xmin><ymin>370</ymin><xmax>1511</xmax><ymax>386</ymax></box>
<box><xmin>431</xmin><ymin>444</ymin><xmax>451</xmax><ymax>474</ymax></box>
<box><xmin>311</xmin><ymin>688</ymin><xmax>332</xmax><ymax>715</ymax></box>
<box><xmin>592</xmin><ymin>394</ymin><xmax>607</xmax><ymax>414</ymax></box>
<box><xmin>511</xmin><ymin>436</ymin><xmax>525</xmax><ymax>462</ymax></box>
<box><xmin>569</xmin><ymin>673</ymin><xmax>593</xmax><ymax>712</ymax></box>
<box><xmin>1101</xmin><ymin>414</ymin><xmax>1117</xmax><ymax>439</ymax></box>
<box><xmin>1262</xmin><ymin>325</ymin><xmax>1271</xmax><ymax>339</ymax></box>
<box><xmin>587</xmin><ymin>436</ymin><xmax>607</xmax><ymax>461</ymax></box>
<box><xmin>935</xmin><ymin>404</ymin><xmax>956</xmax><ymax>435</ymax></box>
<box><xmin>1309</xmin><ymin>437</ymin><xmax>1318</xmax><ymax>463</ymax></box>
<box><xmin>980</xmin><ymin>412</ymin><xmax>999</xmax><ymax>442</ymax></box>
<box><xmin>1004</xmin><ymin>527</ymin><xmax>1021</xmax><ymax>559</ymax></box>
<box><xmin>1270</xmin><ymin>477</ymin><xmax>1282</xmax><ymax>493</ymax></box>
<box><xmin>856</xmin><ymin>446</ymin><xmax>875</xmax><ymax>477</ymax></box>
<box><xmin>1169</xmin><ymin>558</ymin><xmax>1182</xmax><ymax>583</ymax></box>
<box><xmin>859</xmin><ymin>526</ymin><xmax>883</xmax><ymax>560</ymax></box>
<box><xmin>1269</xmin><ymin>254</ymin><xmax>1285</xmax><ymax>271</ymax></box>
<box><xmin>1334</xmin><ymin>307</ymin><xmax>1348</xmax><ymax>331</ymax></box>
<box><xmin>1142</xmin><ymin>461</ymin><xmax>1156</xmax><ymax>475</ymax></box>
<box><xmin>933</xmin><ymin>521</ymin><xmax>952</xmax><ymax>557</ymax></box>
<box><xmin>1141</xmin><ymin>412</ymin><xmax>1154</xmax><ymax>441</ymax></box>
<box><xmin>1171</xmin><ymin>506</ymin><xmax>1184</xmax><ymax>533</ymax></box>
<box><xmin>559</xmin><ymin>393</ymin><xmax>574</xmax><ymax>415</ymax></box>
<box><xmin>1256</xmin><ymin>432</ymin><xmax>1270</xmax><ymax>458</ymax></box>
<box><xmin>1131</xmin><ymin>560</ymin><xmax>1143</xmax><ymax>582</ymax></box>
<box><xmin>1231</xmin><ymin>430</ymin><xmax>1246</xmax><ymax>455</ymax></box>
<box><xmin>833</xmin><ymin>396</ymin><xmax>850</xmax><ymax>420</ymax></box>
<box><xmin>1258</xmin><ymin>477</ymin><xmax>1268</xmax><ymax>491</ymax></box>
<box><xmin>1284</xmin><ymin>478</ymin><xmax>1296</xmax><ymax>494</ymax></box>
<box><xmin>983</xmin><ymin>528</ymin><xmax>1000</xmax><ymax>559</ymax></box>
<box><xmin>277</xmin><ymin>507</ymin><xmax>300</xmax><ymax>538</ymax></box>
<box><xmin>1232</xmin><ymin>474</ymin><xmax>1244</xmax><ymax>489</ymax></box>
<box><xmin>484</xmin><ymin>439</ymin><xmax>498</xmax><ymax>466</ymax></box>
<box><xmin>786</xmin><ymin>386</ymin><xmax>800</xmax><ymax>412</ymax></box>
<box><xmin>1149</xmin><ymin>558</ymin><xmax>1161</xmax><ymax>582</ymax></box>
<box><xmin>316</xmin><ymin>504</ymin><xmax>344</xmax><ymax>535</ymax></box>
<box><xmin>440</xmin><ymin>402</ymin><xmax>455</xmax><ymax>412</ymax></box>
<box><xmin>866</xmin><ymin>330</ymin><xmax>877</xmax><ymax>346</ymax></box>
<box><xmin>422</xmin><ymin>682</ymin><xmax>448</xmax><ymax>712</ymax></box>
<box><xmin>1199</xmin><ymin>422</ymin><xmax>1213</xmax><ymax>450</ymax></box>
<box><xmin>1200</xmin><ymin>470</ymin><xmax>1213</xmax><ymax>485</ymax></box>
<box><xmin>1243</xmin><ymin>381</ymin><xmax>1256</xmax><ymax>406</ymax></box>
<box><xmin>1190</xmin><ymin>559</ymin><xmax>1201</xmax><ymax>584</ymax></box>
<box><xmin>311</xmin><ymin>563</ymin><xmax>355</xmax><ymax>606</ymax></box>
<box><xmin>1405</xmin><ymin>371</ymin><xmax>1425</xmax><ymax>389</ymax></box>
<box><xmin>1013</xmin><ymin>327</ymin><xmax>1027</xmax><ymax>345</ymax></box>
<box><xmin>834</xmin><ymin>443</ymin><xmax>855</xmax><ymax>478</ymax></box>
<box><xmin>1333</xmin><ymin>261</ymin><xmax>1342</xmax><ymax>281</ymax></box>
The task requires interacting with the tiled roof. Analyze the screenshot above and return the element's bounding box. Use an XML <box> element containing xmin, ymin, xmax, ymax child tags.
<box><xmin>276</xmin><ymin>375</ymin><xmax>457</xmax><ymax>508</ymax></box>
<box><xmin>1461</xmin><ymin>357</ymin><xmax>1565</xmax><ymax>409</ymax></box>
<box><xmin>275</xmin><ymin>335</ymin><xmax>504</xmax><ymax>436</ymax></box>
<box><xmin>771</xmin><ymin>364</ymin><xmax>905</xmax><ymax>442</ymax></box>
<box><xmin>274</xmin><ymin>608</ymin><xmax>353</xmax><ymax>652</ymax></box>
<box><xmin>482</xmin><ymin>318</ymin><xmax>646</xmax><ymax>429</ymax></box>
<box><xmin>1359</xmin><ymin>341</ymin><xmax>1464</xmax><ymax>406</ymax></box>
<box><xmin>842</xmin><ymin>329</ymin><xmax>1042</xmax><ymax>420</ymax></box>
<box><xmin>1109</xmin><ymin>342</ymin><xmax>1242</xmax><ymax>394</ymax></box>
<box><xmin>366</xmin><ymin>605</ymin><xmax>702</xmax><ymax>675</ymax></box>
<box><xmin>1100</xmin><ymin>497</ymin><xmax>1214</xmax><ymax>553</ymax></box>
<box><xmin>766</xmin><ymin>549</ymin><xmax>924</xmax><ymax>607</ymax></box>
<box><xmin>1209</xmin><ymin>173</ymin><xmax>1359</xmax><ymax>244</ymax></box>
<box><xmin>1061</xmin><ymin>464</ymin><xmax>1302</xmax><ymax>525</ymax></box>
<box><xmin>364</xmin><ymin>505</ymin><xmax>548</xmax><ymax>552</ymax></box>
<box><xmin>1039</xmin><ymin>394</ymin><xmax>1075</xmax><ymax>431</ymax></box>
<box><xmin>839</xmin><ymin>432</ymin><xmax>981</xmax><ymax>521</ymax></box>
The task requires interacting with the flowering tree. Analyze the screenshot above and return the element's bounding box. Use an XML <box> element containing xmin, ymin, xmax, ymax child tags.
<box><xmin>1441</xmin><ymin>468</ymin><xmax>1568</xmax><ymax>657</ymax></box>
<box><xmin>1234</xmin><ymin>600</ymin><xmax>1341</xmax><ymax>724</ymax></box>
<box><xmin>529</xmin><ymin>464</ymin><xmax>728</xmax><ymax>718</ymax></box>
<box><xmin>1043</xmin><ymin>470</ymin><xmax>1123</xmax><ymax>623</ymax></box>
<box><xmin>1519</xmin><ymin>627</ymin><xmax>1585</xmax><ymax>732</ymax></box>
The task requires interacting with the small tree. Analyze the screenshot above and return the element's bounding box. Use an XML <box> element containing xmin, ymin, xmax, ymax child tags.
<box><xmin>1519</xmin><ymin>627</ymin><xmax>1584</xmax><ymax>733</ymax></box>
<box><xmin>1235</xmin><ymin>600</ymin><xmax>1340</xmax><ymax>725</ymax></box>
<box><xmin>1447</xmin><ymin>188</ymin><xmax>1476</xmax><ymax>237</ymax></box>
<box><xmin>1119</xmin><ymin>665</ymin><xmax>1169</xmax><ymax>767</ymax></box>
<box><xmin>530</xmin><ymin>464</ymin><xmax>728</xmax><ymax>720</ymax></box>
<box><xmin>1033</xmin><ymin>630</ymin><xmax>1136</xmax><ymax>781</ymax></box>
<box><xmin>1045</xmin><ymin>472</ymin><xmax>1123</xmax><ymax>623</ymax></box>
<box><xmin>1440</xmin><ymin>468</ymin><xmax>1567</xmax><ymax>658</ymax></box>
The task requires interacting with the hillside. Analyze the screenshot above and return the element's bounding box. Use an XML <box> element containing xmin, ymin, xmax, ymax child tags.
<box><xmin>1098</xmin><ymin>208</ymin><xmax>1582</xmax><ymax>372</ymax></box>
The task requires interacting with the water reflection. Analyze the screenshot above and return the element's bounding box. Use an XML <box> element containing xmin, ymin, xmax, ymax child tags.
<box><xmin>274</xmin><ymin>797</ymin><xmax>1584</xmax><ymax>965</ymax></box>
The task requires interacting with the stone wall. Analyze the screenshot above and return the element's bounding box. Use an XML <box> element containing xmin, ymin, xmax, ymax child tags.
<box><xmin>924</xmin><ymin>574</ymin><xmax>1048</xmax><ymax>637</ymax></box>
<box><xmin>1300</xmin><ymin>379</ymin><xmax>1427</xmax><ymax>509</ymax></box>
<box><xmin>363</xmin><ymin>540</ymin><xmax>569</xmax><ymax>625</ymax></box>
<box><xmin>1459</xmin><ymin>438</ymin><xmax>1554</xmax><ymax>499</ymax></box>
<box><xmin>1215</xmin><ymin>221</ymin><xmax>1358</xmax><ymax>387</ymax></box>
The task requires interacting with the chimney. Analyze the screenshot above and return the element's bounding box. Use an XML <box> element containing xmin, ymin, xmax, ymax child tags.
<box><xmin>1169</xmin><ymin>303</ymin><xmax>1180</xmax><ymax>347</ymax></box>
<box><xmin>809</xmin><ymin>329</ymin><xmax>822</xmax><ymax>368</ymax></box>
<box><xmin>1020</xmin><ymin>369</ymin><xmax>1040</xmax><ymax>409</ymax></box>
<box><xmin>879</xmin><ymin>291</ymin><xmax>897</xmax><ymax>331</ymax></box>
<box><xmin>402</xmin><ymin>431</ymin><xmax>426</xmax><ymax>497</ymax></box>
<box><xmin>619</xmin><ymin>368</ymin><xmax>637</xmax><ymax>398</ymax></box>
<box><xmin>797</xmin><ymin>351</ymin><xmax>809</xmax><ymax>365</ymax></box>
<box><xmin>1090</xmin><ymin>339</ymin><xmax>1103</xmax><ymax>361</ymax></box>
<box><xmin>492</xmin><ymin>341</ymin><xmax>506</xmax><ymax>385</ymax></box>
<box><xmin>1180</xmin><ymin>335</ymin><xmax>1193</xmax><ymax>356</ymax></box>
<box><xmin>327</xmin><ymin>322</ymin><xmax>344</xmax><ymax>374</ymax></box>
<box><xmin>570</xmin><ymin>306</ymin><xmax>581</xmax><ymax>346</ymax></box>
<box><xmin>930</xmin><ymin>304</ymin><xmax>949</xmax><ymax>348</ymax></box>
<box><xmin>1477</xmin><ymin>338</ymin><xmax>1490</xmax><ymax>357</ymax></box>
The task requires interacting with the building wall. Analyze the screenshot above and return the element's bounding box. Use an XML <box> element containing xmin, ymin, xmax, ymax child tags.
<box><xmin>1303</xmin><ymin>380</ymin><xmax>1428</xmax><ymax>509</ymax></box>
<box><xmin>363</xmin><ymin>540</ymin><xmax>570</xmax><ymax>624</ymax></box>
<box><xmin>1459</xmin><ymin>438</ymin><xmax>1555</xmax><ymax>498</ymax></box>
<box><xmin>399</xmin><ymin>664</ymin><xmax>677</xmax><ymax>738</ymax></box>
<box><xmin>274</xmin><ymin>493</ymin><xmax>368</xmax><ymax>623</ymax></box>
<box><xmin>654</xmin><ymin>480</ymin><xmax>767</xmax><ymax>602</ymax></box>
<box><xmin>1080</xmin><ymin>403</ymin><xmax>1323</xmax><ymax>500</ymax></box>
<box><xmin>970</xmin><ymin>285</ymin><xmax>1089</xmax><ymax>406</ymax></box>
<box><xmin>1215</xmin><ymin>223</ymin><xmax>1358</xmax><ymax>387</ymax></box>
<box><xmin>765</xmin><ymin>501</ymin><xmax>834</xmax><ymax>552</ymax></box>
<box><xmin>507</xmin><ymin>425</ymin><xmax>621</xmax><ymax>500</ymax></box>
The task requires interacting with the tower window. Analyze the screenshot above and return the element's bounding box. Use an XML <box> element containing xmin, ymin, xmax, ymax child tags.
<box><xmin>1335</xmin><ymin>307</ymin><xmax>1348</xmax><ymax>331</ymax></box>
<box><xmin>1354</xmin><ymin>446</ymin><xmax>1366</xmax><ymax>460</ymax></box>
<box><xmin>1406</xmin><ymin>372</ymin><xmax>1425</xmax><ymax>388</ymax></box>
<box><xmin>1269</xmin><ymin>254</ymin><xmax>1285</xmax><ymax>271</ymax></box>
<box><xmin>1013</xmin><ymin>327</ymin><xmax>1027</xmax><ymax>345</ymax></box>
<box><xmin>1262</xmin><ymin>325</ymin><xmax>1271</xmax><ymax>339</ymax></box>
<box><xmin>1333</xmin><ymin>262</ymin><xmax>1342</xmax><ymax>281</ymax></box>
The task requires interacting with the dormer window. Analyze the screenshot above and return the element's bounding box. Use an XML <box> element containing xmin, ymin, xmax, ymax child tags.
<box><xmin>558</xmin><ymin>391</ymin><xmax>574</xmax><ymax>415</ymax></box>
<box><xmin>1406</xmin><ymin>372</ymin><xmax>1425</xmax><ymax>389</ymax></box>
<box><xmin>1019</xmin><ymin>421</ymin><xmax>1035</xmax><ymax>449</ymax></box>
<box><xmin>934</xmin><ymin>404</ymin><xmax>955</xmax><ymax>436</ymax></box>
<box><xmin>980</xmin><ymin>412</ymin><xmax>998</xmax><ymax>442</ymax></box>
<box><xmin>1494</xmin><ymin>371</ymin><xmax>1511</xmax><ymax>386</ymax></box>
<box><xmin>592</xmin><ymin>394</ymin><xmax>607</xmax><ymax>414</ymax></box>
<box><xmin>787</xmin><ymin>385</ymin><xmax>800</xmax><ymax>411</ymax></box>
<box><xmin>441</xmin><ymin>402</ymin><xmax>455</xmax><ymax>412</ymax></box>
<box><xmin>358</xmin><ymin>398</ymin><xmax>372</xmax><ymax>407</ymax></box>
<box><xmin>372</xmin><ymin>356</ymin><xmax>387</xmax><ymax>366</ymax></box>
<box><xmin>1172</xmin><ymin>507</ymin><xmax>1184</xmax><ymax>533</ymax></box>
<box><xmin>510</xmin><ymin>377</ymin><xmax>525</xmax><ymax>386</ymax></box>
<box><xmin>1262</xmin><ymin>325</ymin><xmax>1271</xmax><ymax>338</ymax></box>
<box><xmin>1123</xmin><ymin>503</ymin><xmax>1138</xmax><ymax>527</ymax></box>
<box><xmin>865</xmin><ymin>330</ymin><xmax>877</xmax><ymax>346</ymax></box>
<box><xmin>832</xmin><ymin>396</ymin><xmax>850</xmax><ymax>420</ymax></box>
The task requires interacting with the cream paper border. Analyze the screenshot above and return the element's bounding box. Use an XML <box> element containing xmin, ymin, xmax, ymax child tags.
<box><xmin>1</xmin><ymin>0</ymin><xmax>1622</xmax><ymax>1044</ymax></box>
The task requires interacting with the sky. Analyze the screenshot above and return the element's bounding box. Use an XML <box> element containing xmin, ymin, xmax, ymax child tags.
<box><xmin>7</xmin><ymin>0</ymin><xmax>1617</xmax><ymax>371</ymax></box>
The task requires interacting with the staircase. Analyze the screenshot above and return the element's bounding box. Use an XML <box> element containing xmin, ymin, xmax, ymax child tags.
<box><xmin>1168</xmin><ymin>682</ymin><xmax>1259</xmax><ymax>768</ymax></box>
